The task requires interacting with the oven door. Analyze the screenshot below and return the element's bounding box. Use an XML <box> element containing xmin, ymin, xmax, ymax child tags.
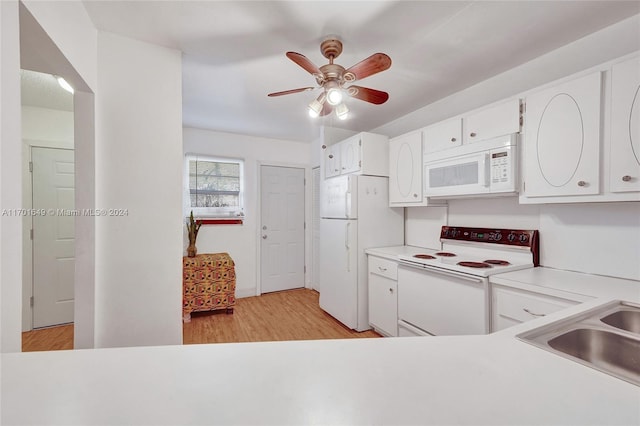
<box><xmin>397</xmin><ymin>263</ymin><xmax>489</xmax><ymax>336</ymax></box>
<box><xmin>424</xmin><ymin>151</ymin><xmax>490</xmax><ymax>197</ymax></box>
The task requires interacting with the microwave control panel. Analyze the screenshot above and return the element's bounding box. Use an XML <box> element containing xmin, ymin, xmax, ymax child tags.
<box><xmin>490</xmin><ymin>149</ymin><xmax>511</xmax><ymax>183</ymax></box>
<box><xmin>489</xmin><ymin>145</ymin><xmax>516</xmax><ymax>190</ymax></box>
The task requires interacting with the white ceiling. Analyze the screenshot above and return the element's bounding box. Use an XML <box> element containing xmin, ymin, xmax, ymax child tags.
<box><xmin>21</xmin><ymin>69</ymin><xmax>73</xmax><ymax>112</ymax></box>
<box><xmin>78</xmin><ymin>1</ymin><xmax>639</xmax><ymax>143</ymax></box>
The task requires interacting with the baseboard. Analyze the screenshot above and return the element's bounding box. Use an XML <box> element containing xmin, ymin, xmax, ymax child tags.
<box><xmin>235</xmin><ymin>288</ymin><xmax>258</xmax><ymax>299</ymax></box>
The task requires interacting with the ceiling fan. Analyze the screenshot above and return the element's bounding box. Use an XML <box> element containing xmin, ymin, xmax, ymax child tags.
<box><xmin>267</xmin><ymin>37</ymin><xmax>391</xmax><ymax>120</ymax></box>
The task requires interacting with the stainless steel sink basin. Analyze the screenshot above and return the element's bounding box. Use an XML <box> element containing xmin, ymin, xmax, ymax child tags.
<box><xmin>601</xmin><ymin>309</ymin><xmax>640</xmax><ymax>334</ymax></box>
<box><xmin>518</xmin><ymin>300</ymin><xmax>640</xmax><ymax>386</ymax></box>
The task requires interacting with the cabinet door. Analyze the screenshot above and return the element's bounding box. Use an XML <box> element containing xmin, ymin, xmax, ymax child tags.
<box><xmin>523</xmin><ymin>72</ymin><xmax>601</xmax><ymax>197</ymax></box>
<box><xmin>610</xmin><ymin>56</ymin><xmax>640</xmax><ymax>193</ymax></box>
<box><xmin>368</xmin><ymin>271</ymin><xmax>398</xmax><ymax>337</ymax></box>
<box><xmin>465</xmin><ymin>98</ymin><xmax>521</xmax><ymax>143</ymax></box>
<box><xmin>423</xmin><ymin>118</ymin><xmax>462</xmax><ymax>154</ymax></box>
<box><xmin>324</xmin><ymin>144</ymin><xmax>341</xmax><ymax>178</ymax></box>
<box><xmin>389</xmin><ymin>132</ymin><xmax>422</xmax><ymax>204</ymax></box>
<box><xmin>340</xmin><ymin>135</ymin><xmax>362</xmax><ymax>174</ymax></box>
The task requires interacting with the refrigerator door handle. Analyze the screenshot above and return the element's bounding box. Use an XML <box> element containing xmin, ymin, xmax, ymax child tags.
<box><xmin>344</xmin><ymin>191</ymin><xmax>350</xmax><ymax>218</ymax></box>
<box><xmin>345</xmin><ymin>222</ymin><xmax>350</xmax><ymax>272</ymax></box>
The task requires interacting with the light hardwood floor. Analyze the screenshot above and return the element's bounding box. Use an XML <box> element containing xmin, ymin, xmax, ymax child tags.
<box><xmin>23</xmin><ymin>289</ymin><xmax>380</xmax><ymax>351</ymax></box>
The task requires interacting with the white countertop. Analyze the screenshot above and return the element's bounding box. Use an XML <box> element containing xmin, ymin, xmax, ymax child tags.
<box><xmin>490</xmin><ymin>266</ymin><xmax>640</xmax><ymax>301</ymax></box>
<box><xmin>3</xmin><ymin>251</ymin><xmax>640</xmax><ymax>425</ymax></box>
<box><xmin>2</xmin><ymin>321</ymin><xmax>639</xmax><ymax>425</ymax></box>
<box><xmin>366</xmin><ymin>244</ymin><xmax>431</xmax><ymax>260</ymax></box>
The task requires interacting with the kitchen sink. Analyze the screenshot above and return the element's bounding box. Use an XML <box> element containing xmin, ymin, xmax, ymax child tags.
<box><xmin>518</xmin><ymin>301</ymin><xmax>640</xmax><ymax>386</ymax></box>
<box><xmin>601</xmin><ymin>309</ymin><xmax>640</xmax><ymax>334</ymax></box>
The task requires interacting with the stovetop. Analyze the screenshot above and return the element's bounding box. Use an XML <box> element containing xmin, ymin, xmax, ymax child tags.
<box><xmin>397</xmin><ymin>226</ymin><xmax>540</xmax><ymax>278</ymax></box>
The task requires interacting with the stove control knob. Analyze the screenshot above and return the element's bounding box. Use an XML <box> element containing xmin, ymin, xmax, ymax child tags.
<box><xmin>519</xmin><ymin>234</ymin><xmax>529</xmax><ymax>244</ymax></box>
<box><xmin>507</xmin><ymin>233</ymin><xmax>516</xmax><ymax>242</ymax></box>
<box><xmin>494</xmin><ymin>233</ymin><xmax>502</xmax><ymax>241</ymax></box>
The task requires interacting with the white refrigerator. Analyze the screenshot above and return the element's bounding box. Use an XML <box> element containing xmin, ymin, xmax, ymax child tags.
<box><xmin>319</xmin><ymin>174</ymin><xmax>404</xmax><ymax>331</ymax></box>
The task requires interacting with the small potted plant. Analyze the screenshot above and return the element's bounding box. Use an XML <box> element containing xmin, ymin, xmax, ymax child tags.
<box><xmin>186</xmin><ymin>211</ymin><xmax>201</xmax><ymax>257</ymax></box>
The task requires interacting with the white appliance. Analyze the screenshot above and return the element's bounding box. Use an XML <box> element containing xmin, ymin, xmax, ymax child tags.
<box><xmin>319</xmin><ymin>174</ymin><xmax>404</xmax><ymax>331</ymax></box>
<box><xmin>424</xmin><ymin>134</ymin><xmax>518</xmax><ymax>198</ymax></box>
<box><xmin>397</xmin><ymin>226</ymin><xmax>539</xmax><ymax>336</ymax></box>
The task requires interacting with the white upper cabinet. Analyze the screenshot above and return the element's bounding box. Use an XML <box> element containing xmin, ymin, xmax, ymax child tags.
<box><xmin>423</xmin><ymin>118</ymin><xmax>462</xmax><ymax>154</ymax></box>
<box><xmin>610</xmin><ymin>56</ymin><xmax>640</xmax><ymax>193</ymax></box>
<box><xmin>523</xmin><ymin>72</ymin><xmax>602</xmax><ymax>198</ymax></box>
<box><xmin>464</xmin><ymin>98</ymin><xmax>521</xmax><ymax>143</ymax></box>
<box><xmin>321</xmin><ymin>132</ymin><xmax>389</xmax><ymax>179</ymax></box>
<box><xmin>422</xmin><ymin>99</ymin><xmax>521</xmax><ymax>155</ymax></box>
<box><xmin>340</xmin><ymin>134</ymin><xmax>362</xmax><ymax>174</ymax></box>
<box><xmin>323</xmin><ymin>143</ymin><xmax>341</xmax><ymax>178</ymax></box>
<box><xmin>389</xmin><ymin>131</ymin><xmax>423</xmax><ymax>205</ymax></box>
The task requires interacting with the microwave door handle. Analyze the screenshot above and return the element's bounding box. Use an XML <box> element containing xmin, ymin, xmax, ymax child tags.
<box><xmin>481</xmin><ymin>153</ymin><xmax>490</xmax><ymax>187</ymax></box>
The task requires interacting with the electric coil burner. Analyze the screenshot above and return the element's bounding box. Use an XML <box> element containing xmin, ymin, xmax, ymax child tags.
<box><xmin>435</xmin><ymin>252</ymin><xmax>457</xmax><ymax>257</ymax></box>
<box><xmin>457</xmin><ymin>261</ymin><xmax>492</xmax><ymax>268</ymax></box>
<box><xmin>414</xmin><ymin>254</ymin><xmax>436</xmax><ymax>260</ymax></box>
<box><xmin>397</xmin><ymin>226</ymin><xmax>539</xmax><ymax>278</ymax></box>
<box><xmin>484</xmin><ymin>259</ymin><xmax>511</xmax><ymax>266</ymax></box>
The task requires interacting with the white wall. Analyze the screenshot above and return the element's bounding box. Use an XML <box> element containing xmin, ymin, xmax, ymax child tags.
<box><xmin>94</xmin><ymin>32</ymin><xmax>183</xmax><ymax>348</ymax></box>
<box><xmin>21</xmin><ymin>106</ymin><xmax>74</xmax><ymax>331</ymax></box>
<box><xmin>183</xmin><ymin>127</ymin><xmax>311</xmax><ymax>298</ymax></box>
<box><xmin>0</xmin><ymin>0</ymin><xmax>23</xmax><ymax>353</ymax></box>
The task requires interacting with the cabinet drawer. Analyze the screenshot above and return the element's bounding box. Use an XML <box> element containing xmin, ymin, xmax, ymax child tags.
<box><xmin>368</xmin><ymin>256</ymin><xmax>398</xmax><ymax>280</ymax></box>
<box><xmin>494</xmin><ymin>287</ymin><xmax>577</xmax><ymax>325</ymax></box>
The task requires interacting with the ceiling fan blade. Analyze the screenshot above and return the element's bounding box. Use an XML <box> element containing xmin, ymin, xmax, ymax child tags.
<box><xmin>345</xmin><ymin>53</ymin><xmax>391</xmax><ymax>81</ymax></box>
<box><xmin>347</xmin><ymin>86</ymin><xmax>389</xmax><ymax>105</ymax></box>
<box><xmin>319</xmin><ymin>103</ymin><xmax>333</xmax><ymax>117</ymax></box>
<box><xmin>286</xmin><ymin>52</ymin><xmax>321</xmax><ymax>76</ymax></box>
<box><xmin>267</xmin><ymin>87</ymin><xmax>315</xmax><ymax>97</ymax></box>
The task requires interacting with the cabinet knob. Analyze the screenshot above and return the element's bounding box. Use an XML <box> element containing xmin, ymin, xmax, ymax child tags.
<box><xmin>577</xmin><ymin>180</ymin><xmax>587</xmax><ymax>187</ymax></box>
<box><xmin>328</xmin><ymin>154</ymin><xmax>333</xmax><ymax>159</ymax></box>
<box><xmin>262</xmin><ymin>235</ymin><xmax>267</xmax><ymax>240</ymax></box>
<box><xmin>389</xmin><ymin>288</ymin><xmax>394</xmax><ymax>294</ymax></box>
<box><xmin>451</xmin><ymin>137</ymin><xmax>457</xmax><ymax>142</ymax></box>
<box><xmin>322</xmin><ymin>144</ymin><xmax>327</xmax><ymax>149</ymax></box>
<box><xmin>469</xmin><ymin>132</ymin><xmax>477</xmax><ymax>138</ymax></box>
<box><xmin>378</xmin><ymin>266</ymin><xmax>387</xmax><ymax>272</ymax></box>
<box><xmin>622</xmin><ymin>175</ymin><xmax>632</xmax><ymax>182</ymax></box>
<box><xmin>413</xmin><ymin>193</ymin><xmax>418</xmax><ymax>198</ymax></box>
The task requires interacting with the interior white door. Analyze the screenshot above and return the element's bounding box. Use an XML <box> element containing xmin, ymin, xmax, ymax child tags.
<box><xmin>260</xmin><ymin>165</ymin><xmax>305</xmax><ymax>293</ymax></box>
<box><xmin>32</xmin><ymin>147</ymin><xmax>75</xmax><ymax>328</ymax></box>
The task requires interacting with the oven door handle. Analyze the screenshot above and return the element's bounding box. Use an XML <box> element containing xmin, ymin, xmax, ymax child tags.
<box><xmin>398</xmin><ymin>261</ymin><xmax>485</xmax><ymax>284</ymax></box>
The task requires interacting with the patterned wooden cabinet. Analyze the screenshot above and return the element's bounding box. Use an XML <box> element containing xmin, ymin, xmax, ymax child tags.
<box><xmin>183</xmin><ymin>253</ymin><xmax>236</xmax><ymax>322</ymax></box>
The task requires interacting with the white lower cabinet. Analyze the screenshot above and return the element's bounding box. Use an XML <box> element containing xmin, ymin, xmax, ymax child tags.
<box><xmin>368</xmin><ymin>255</ymin><xmax>398</xmax><ymax>337</ymax></box>
<box><xmin>491</xmin><ymin>285</ymin><xmax>581</xmax><ymax>332</ymax></box>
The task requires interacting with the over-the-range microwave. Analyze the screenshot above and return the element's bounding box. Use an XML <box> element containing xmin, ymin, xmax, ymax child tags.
<box><xmin>424</xmin><ymin>134</ymin><xmax>518</xmax><ymax>199</ymax></box>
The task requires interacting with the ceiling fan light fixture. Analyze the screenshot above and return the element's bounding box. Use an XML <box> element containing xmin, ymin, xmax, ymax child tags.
<box><xmin>308</xmin><ymin>92</ymin><xmax>326</xmax><ymax>118</ymax></box>
<box><xmin>326</xmin><ymin>87</ymin><xmax>343</xmax><ymax>106</ymax></box>
<box><xmin>335</xmin><ymin>103</ymin><xmax>349</xmax><ymax>120</ymax></box>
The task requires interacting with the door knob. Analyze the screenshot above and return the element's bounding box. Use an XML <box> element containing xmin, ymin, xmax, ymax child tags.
<box><xmin>262</xmin><ymin>235</ymin><xmax>267</xmax><ymax>239</ymax></box>
<box><xmin>262</xmin><ymin>225</ymin><xmax>267</xmax><ymax>230</ymax></box>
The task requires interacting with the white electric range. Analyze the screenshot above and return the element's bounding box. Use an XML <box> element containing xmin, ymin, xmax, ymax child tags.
<box><xmin>396</xmin><ymin>226</ymin><xmax>539</xmax><ymax>337</ymax></box>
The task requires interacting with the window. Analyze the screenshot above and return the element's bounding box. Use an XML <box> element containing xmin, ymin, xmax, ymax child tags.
<box><xmin>184</xmin><ymin>154</ymin><xmax>244</xmax><ymax>219</ymax></box>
